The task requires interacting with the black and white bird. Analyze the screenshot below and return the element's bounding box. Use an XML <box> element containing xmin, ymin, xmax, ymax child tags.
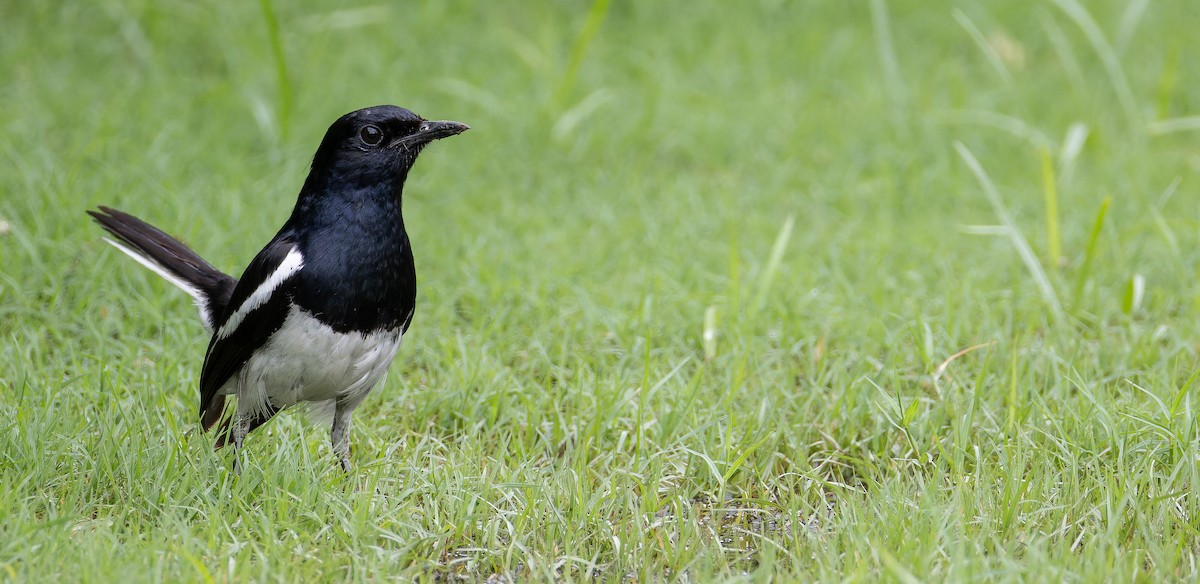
<box><xmin>89</xmin><ymin>105</ymin><xmax>468</xmax><ymax>471</ymax></box>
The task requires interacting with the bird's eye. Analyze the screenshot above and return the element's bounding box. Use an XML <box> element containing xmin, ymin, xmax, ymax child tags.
<box><xmin>359</xmin><ymin>125</ymin><xmax>384</xmax><ymax>146</ymax></box>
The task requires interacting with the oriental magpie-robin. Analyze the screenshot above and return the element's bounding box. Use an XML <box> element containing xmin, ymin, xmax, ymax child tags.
<box><xmin>89</xmin><ymin>105</ymin><xmax>468</xmax><ymax>471</ymax></box>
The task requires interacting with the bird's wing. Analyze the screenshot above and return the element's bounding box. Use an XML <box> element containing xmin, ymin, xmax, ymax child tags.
<box><xmin>198</xmin><ymin>234</ymin><xmax>303</xmax><ymax>429</ymax></box>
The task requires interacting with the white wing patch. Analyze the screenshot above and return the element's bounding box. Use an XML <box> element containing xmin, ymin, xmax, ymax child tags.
<box><xmin>103</xmin><ymin>237</ymin><xmax>213</xmax><ymax>330</ymax></box>
<box><xmin>216</xmin><ymin>247</ymin><xmax>304</xmax><ymax>340</ymax></box>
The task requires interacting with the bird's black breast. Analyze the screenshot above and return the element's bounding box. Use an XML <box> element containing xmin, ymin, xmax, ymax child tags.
<box><xmin>291</xmin><ymin>196</ymin><xmax>416</xmax><ymax>334</ymax></box>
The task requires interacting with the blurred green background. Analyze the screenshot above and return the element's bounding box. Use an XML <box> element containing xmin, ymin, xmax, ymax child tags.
<box><xmin>3</xmin><ymin>0</ymin><xmax>1200</xmax><ymax>581</ymax></box>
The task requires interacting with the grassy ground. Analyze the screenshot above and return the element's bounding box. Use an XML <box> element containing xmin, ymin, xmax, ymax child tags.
<box><xmin>3</xmin><ymin>0</ymin><xmax>1200</xmax><ymax>581</ymax></box>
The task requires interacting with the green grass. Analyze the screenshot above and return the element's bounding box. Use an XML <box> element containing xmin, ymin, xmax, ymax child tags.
<box><xmin>3</xmin><ymin>0</ymin><xmax>1200</xmax><ymax>581</ymax></box>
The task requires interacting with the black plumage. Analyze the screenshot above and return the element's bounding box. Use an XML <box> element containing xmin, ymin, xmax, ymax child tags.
<box><xmin>89</xmin><ymin>105</ymin><xmax>468</xmax><ymax>471</ymax></box>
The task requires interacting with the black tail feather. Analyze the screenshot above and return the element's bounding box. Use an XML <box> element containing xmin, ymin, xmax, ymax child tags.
<box><xmin>88</xmin><ymin>206</ymin><xmax>237</xmax><ymax>329</ymax></box>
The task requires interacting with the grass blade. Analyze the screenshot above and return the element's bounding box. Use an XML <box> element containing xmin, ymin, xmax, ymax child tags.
<box><xmin>1147</xmin><ymin>116</ymin><xmax>1200</xmax><ymax>136</ymax></box>
<box><xmin>703</xmin><ymin>305</ymin><xmax>718</xmax><ymax>360</ymax></box>
<box><xmin>1070</xmin><ymin>196</ymin><xmax>1111</xmax><ymax>310</ymax></box>
<box><xmin>1151</xmin><ymin>177</ymin><xmax>1182</xmax><ymax>257</ymax></box>
<box><xmin>259</xmin><ymin>0</ymin><xmax>292</xmax><ymax>140</ymax></box>
<box><xmin>1039</xmin><ymin>10</ymin><xmax>1087</xmax><ymax>95</ymax></box>
<box><xmin>721</xmin><ymin>433</ymin><xmax>771</xmax><ymax>483</ymax></box>
<box><xmin>1115</xmin><ymin>0</ymin><xmax>1151</xmax><ymax>55</ymax></box>
<box><xmin>931</xmin><ymin>110</ymin><xmax>1055</xmax><ymax>149</ymax></box>
<box><xmin>555</xmin><ymin>0</ymin><xmax>611</xmax><ymax>106</ymax></box>
<box><xmin>1155</xmin><ymin>45</ymin><xmax>1180</xmax><ymax>120</ymax></box>
<box><xmin>955</xmin><ymin>143</ymin><xmax>1062</xmax><ymax>319</ymax></box>
<box><xmin>1048</xmin><ymin>0</ymin><xmax>1142</xmax><ymax>132</ymax></box>
<box><xmin>753</xmin><ymin>215</ymin><xmax>794</xmax><ymax>314</ymax></box>
<box><xmin>869</xmin><ymin>0</ymin><xmax>908</xmax><ymax>113</ymax></box>
<box><xmin>1057</xmin><ymin>122</ymin><xmax>1089</xmax><ymax>185</ymax></box>
<box><xmin>1121</xmin><ymin>273</ymin><xmax>1144</xmax><ymax>314</ymax></box>
<box><xmin>953</xmin><ymin>8</ymin><xmax>1012</xmax><ymax>84</ymax></box>
<box><xmin>1041</xmin><ymin>148</ymin><xmax>1061</xmax><ymax>267</ymax></box>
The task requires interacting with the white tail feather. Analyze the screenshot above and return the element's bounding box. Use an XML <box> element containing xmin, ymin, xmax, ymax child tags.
<box><xmin>103</xmin><ymin>237</ymin><xmax>215</xmax><ymax>330</ymax></box>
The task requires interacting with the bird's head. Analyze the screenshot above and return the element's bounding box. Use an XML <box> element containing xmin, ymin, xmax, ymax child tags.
<box><xmin>307</xmin><ymin>105</ymin><xmax>469</xmax><ymax>189</ymax></box>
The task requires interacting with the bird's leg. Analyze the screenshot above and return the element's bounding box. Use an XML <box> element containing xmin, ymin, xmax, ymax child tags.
<box><xmin>232</xmin><ymin>415</ymin><xmax>249</xmax><ymax>475</ymax></box>
<box><xmin>331</xmin><ymin>405</ymin><xmax>354</xmax><ymax>472</ymax></box>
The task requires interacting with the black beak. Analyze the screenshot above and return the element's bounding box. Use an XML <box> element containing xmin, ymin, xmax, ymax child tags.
<box><xmin>396</xmin><ymin>120</ymin><xmax>470</xmax><ymax>148</ymax></box>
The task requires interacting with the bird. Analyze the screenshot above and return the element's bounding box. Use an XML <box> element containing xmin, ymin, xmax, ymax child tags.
<box><xmin>88</xmin><ymin>105</ymin><xmax>468</xmax><ymax>471</ymax></box>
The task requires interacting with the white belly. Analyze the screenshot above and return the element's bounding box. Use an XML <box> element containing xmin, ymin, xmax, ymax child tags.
<box><xmin>225</xmin><ymin>307</ymin><xmax>402</xmax><ymax>415</ymax></box>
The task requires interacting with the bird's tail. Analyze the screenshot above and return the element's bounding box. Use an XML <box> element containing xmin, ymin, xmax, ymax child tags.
<box><xmin>88</xmin><ymin>206</ymin><xmax>237</xmax><ymax>331</ymax></box>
